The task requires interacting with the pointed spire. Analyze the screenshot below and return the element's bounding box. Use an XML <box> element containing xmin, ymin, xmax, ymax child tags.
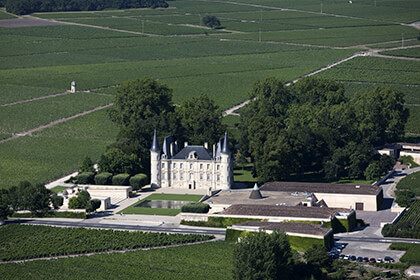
<box><xmin>150</xmin><ymin>129</ymin><xmax>160</xmax><ymax>152</ymax></box>
<box><xmin>221</xmin><ymin>132</ymin><xmax>231</xmax><ymax>154</ymax></box>
<box><xmin>253</xmin><ymin>183</ymin><xmax>259</xmax><ymax>191</ymax></box>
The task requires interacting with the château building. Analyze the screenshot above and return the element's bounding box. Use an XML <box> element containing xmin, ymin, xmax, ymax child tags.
<box><xmin>150</xmin><ymin>131</ymin><xmax>233</xmax><ymax>191</ymax></box>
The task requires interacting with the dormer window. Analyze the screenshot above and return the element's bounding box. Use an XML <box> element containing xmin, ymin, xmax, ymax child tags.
<box><xmin>188</xmin><ymin>151</ymin><xmax>198</xmax><ymax>160</ymax></box>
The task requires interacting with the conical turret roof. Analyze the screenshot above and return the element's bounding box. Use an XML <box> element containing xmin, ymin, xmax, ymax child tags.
<box><xmin>249</xmin><ymin>183</ymin><xmax>263</xmax><ymax>199</ymax></box>
<box><xmin>221</xmin><ymin>132</ymin><xmax>231</xmax><ymax>154</ymax></box>
<box><xmin>150</xmin><ymin>129</ymin><xmax>160</xmax><ymax>152</ymax></box>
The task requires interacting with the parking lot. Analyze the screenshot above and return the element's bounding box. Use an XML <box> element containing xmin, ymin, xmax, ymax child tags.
<box><xmin>333</xmin><ymin>241</ymin><xmax>405</xmax><ymax>262</ymax></box>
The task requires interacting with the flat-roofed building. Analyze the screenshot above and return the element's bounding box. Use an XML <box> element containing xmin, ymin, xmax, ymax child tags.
<box><xmin>261</xmin><ymin>181</ymin><xmax>383</xmax><ymax>211</ymax></box>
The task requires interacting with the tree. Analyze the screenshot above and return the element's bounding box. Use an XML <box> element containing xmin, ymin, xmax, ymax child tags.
<box><xmin>176</xmin><ymin>93</ymin><xmax>225</xmax><ymax>145</ymax></box>
<box><xmin>80</xmin><ymin>156</ymin><xmax>95</xmax><ymax>173</ymax></box>
<box><xmin>98</xmin><ymin>147</ymin><xmax>142</xmax><ymax>175</ymax></box>
<box><xmin>379</xmin><ymin>154</ymin><xmax>395</xmax><ymax>174</ymax></box>
<box><xmin>86</xmin><ymin>199</ymin><xmax>101</xmax><ymax>213</ymax></box>
<box><xmin>364</xmin><ymin>162</ymin><xmax>382</xmax><ymax>181</ymax></box>
<box><xmin>108</xmin><ymin>78</ymin><xmax>179</xmax><ymax>173</ymax></box>
<box><xmin>0</xmin><ymin>189</ymin><xmax>13</xmax><ymax>221</ymax></box>
<box><xmin>203</xmin><ymin>15</ymin><xmax>221</xmax><ymax>29</ymax></box>
<box><xmin>351</xmin><ymin>87</ymin><xmax>409</xmax><ymax>146</ymax></box>
<box><xmin>69</xmin><ymin>190</ymin><xmax>91</xmax><ymax>209</ymax></box>
<box><xmin>304</xmin><ymin>244</ymin><xmax>331</xmax><ymax>270</ymax></box>
<box><xmin>232</xmin><ymin>230</ymin><xmax>294</xmax><ymax>280</ymax></box>
<box><xmin>51</xmin><ymin>195</ymin><xmax>64</xmax><ymax>209</ymax></box>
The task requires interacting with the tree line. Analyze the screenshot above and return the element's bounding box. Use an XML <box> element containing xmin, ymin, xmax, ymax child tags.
<box><xmin>5</xmin><ymin>0</ymin><xmax>169</xmax><ymax>15</ymax></box>
<box><xmin>239</xmin><ymin>77</ymin><xmax>407</xmax><ymax>183</ymax></box>
<box><xmin>0</xmin><ymin>181</ymin><xmax>63</xmax><ymax>220</ymax></box>
<box><xmin>93</xmin><ymin>76</ymin><xmax>405</xmax><ymax>185</ymax></box>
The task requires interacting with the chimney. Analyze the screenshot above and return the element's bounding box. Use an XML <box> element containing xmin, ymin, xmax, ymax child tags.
<box><xmin>184</xmin><ymin>142</ymin><xmax>188</xmax><ymax>147</ymax></box>
<box><xmin>170</xmin><ymin>143</ymin><xmax>174</xmax><ymax>156</ymax></box>
<box><xmin>213</xmin><ymin>144</ymin><xmax>216</xmax><ymax>158</ymax></box>
<box><xmin>204</xmin><ymin>142</ymin><xmax>208</xmax><ymax>149</ymax></box>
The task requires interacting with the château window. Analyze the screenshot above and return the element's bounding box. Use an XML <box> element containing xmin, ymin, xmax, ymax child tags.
<box><xmin>217</xmin><ymin>175</ymin><xmax>220</xmax><ymax>181</ymax></box>
<box><xmin>173</xmin><ymin>173</ymin><xmax>176</xmax><ymax>179</ymax></box>
<box><xmin>162</xmin><ymin>163</ymin><xmax>165</xmax><ymax>168</ymax></box>
<box><xmin>200</xmin><ymin>173</ymin><xmax>203</xmax><ymax>180</ymax></box>
<box><xmin>200</xmin><ymin>164</ymin><xmax>203</xmax><ymax>169</ymax></box>
<box><xmin>180</xmin><ymin>163</ymin><xmax>183</xmax><ymax>169</ymax></box>
<box><xmin>190</xmin><ymin>173</ymin><xmax>194</xmax><ymax>180</ymax></box>
<box><xmin>207</xmin><ymin>164</ymin><xmax>210</xmax><ymax>170</ymax></box>
<box><xmin>173</xmin><ymin>163</ymin><xmax>176</xmax><ymax>168</ymax></box>
<box><xmin>217</xmin><ymin>165</ymin><xmax>220</xmax><ymax>171</ymax></box>
<box><xmin>190</xmin><ymin>163</ymin><xmax>193</xmax><ymax>169</ymax></box>
<box><xmin>207</xmin><ymin>174</ymin><xmax>210</xmax><ymax>180</ymax></box>
<box><xmin>180</xmin><ymin>173</ymin><xmax>184</xmax><ymax>179</ymax></box>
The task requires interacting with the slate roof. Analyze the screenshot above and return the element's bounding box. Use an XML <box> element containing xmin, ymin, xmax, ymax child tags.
<box><xmin>261</xmin><ymin>181</ymin><xmax>380</xmax><ymax>195</ymax></box>
<box><xmin>233</xmin><ymin>221</ymin><xmax>331</xmax><ymax>236</ymax></box>
<box><xmin>172</xmin><ymin>146</ymin><xmax>212</xmax><ymax>160</ymax></box>
<box><xmin>221</xmin><ymin>204</ymin><xmax>352</xmax><ymax>219</ymax></box>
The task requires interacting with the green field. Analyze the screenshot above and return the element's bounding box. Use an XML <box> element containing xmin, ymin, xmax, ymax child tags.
<box><xmin>380</xmin><ymin>47</ymin><xmax>420</xmax><ymax>58</ymax></box>
<box><xmin>390</xmin><ymin>243</ymin><xmax>420</xmax><ymax>265</ymax></box>
<box><xmin>119</xmin><ymin>193</ymin><xmax>203</xmax><ymax>215</ymax></box>
<box><xmin>0</xmin><ymin>93</ymin><xmax>113</xmax><ymax>139</ymax></box>
<box><xmin>0</xmin><ymin>109</ymin><xmax>118</xmax><ymax>189</ymax></box>
<box><xmin>396</xmin><ymin>171</ymin><xmax>420</xmax><ymax>196</ymax></box>
<box><xmin>0</xmin><ymin>224</ymin><xmax>213</xmax><ymax>261</ymax></box>
<box><xmin>0</xmin><ymin>240</ymin><xmax>234</xmax><ymax>279</ymax></box>
<box><xmin>0</xmin><ymin>0</ymin><xmax>419</xmax><ymax>190</ymax></box>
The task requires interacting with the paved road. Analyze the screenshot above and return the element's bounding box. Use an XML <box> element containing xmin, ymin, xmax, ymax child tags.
<box><xmin>336</xmin><ymin>235</ymin><xmax>420</xmax><ymax>244</ymax></box>
<box><xmin>6</xmin><ymin>218</ymin><xmax>227</xmax><ymax>236</ymax></box>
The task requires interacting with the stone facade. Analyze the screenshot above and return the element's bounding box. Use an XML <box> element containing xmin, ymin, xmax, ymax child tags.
<box><xmin>150</xmin><ymin>131</ymin><xmax>233</xmax><ymax>191</ymax></box>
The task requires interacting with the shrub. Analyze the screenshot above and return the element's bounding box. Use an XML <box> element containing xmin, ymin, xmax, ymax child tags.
<box><xmin>51</xmin><ymin>195</ymin><xmax>63</xmax><ymax>209</ymax></box>
<box><xmin>112</xmin><ymin>174</ymin><xmax>130</xmax><ymax>186</ymax></box>
<box><xmin>77</xmin><ymin>172</ymin><xmax>95</xmax><ymax>184</ymax></box>
<box><xmin>129</xmin><ymin>173</ymin><xmax>148</xmax><ymax>190</ymax></box>
<box><xmin>395</xmin><ymin>190</ymin><xmax>414</xmax><ymax>207</ymax></box>
<box><xmin>86</xmin><ymin>199</ymin><xmax>101</xmax><ymax>213</ymax></box>
<box><xmin>181</xmin><ymin>202</ymin><xmax>210</xmax><ymax>213</ymax></box>
<box><xmin>94</xmin><ymin>172</ymin><xmax>112</xmax><ymax>185</ymax></box>
<box><xmin>79</xmin><ymin>156</ymin><xmax>95</xmax><ymax>173</ymax></box>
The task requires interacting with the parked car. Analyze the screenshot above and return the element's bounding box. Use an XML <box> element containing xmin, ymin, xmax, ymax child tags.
<box><xmin>349</xmin><ymin>255</ymin><xmax>356</xmax><ymax>261</ymax></box>
<box><xmin>356</xmin><ymin>257</ymin><xmax>363</xmax><ymax>262</ymax></box>
<box><xmin>343</xmin><ymin>255</ymin><xmax>350</xmax><ymax>260</ymax></box>
<box><xmin>376</xmin><ymin>258</ymin><xmax>383</xmax><ymax>263</ymax></box>
<box><xmin>363</xmin><ymin>257</ymin><xmax>369</xmax><ymax>263</ymax></box>
<box><xmin>339</xmin><ymin>254</ymin><xmax>345</xmax><ymax>259</ymax></box>
<box><xmin>369</xmin><ymin>258</ymin><xmax>376</xmax><ymax>263</ymax></box>
<box><xmin>384</xmin><ymin>256</ymin><xmax>395</xmax><ymax>263</ymax></box>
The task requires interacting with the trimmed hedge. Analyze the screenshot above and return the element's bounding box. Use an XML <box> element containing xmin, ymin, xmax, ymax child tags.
<box><xmin>11</xmin><ymin>211</ymin><xmax>86</xmax><ymax>219</ymax></box>
<box><xmin>129</xmin><ymin>173</ymin><xmax>148</xmax><ymax>190</ymax></box>
<box><xmin>181</xmin><ymin>203</ymin><xmax>210</xmax><ymax>213</ymax></box>
<box><xmin>181</xmin><ymin>217</ymin><xmax>263</xmax><ymax>228</ymax></box>
<box><xmin>77</xmin><ymin>172</ymin><xmax>95</xmax><ymax>184</ymax></box>
<box><xmin>112</xmin><ymin>173</ymin><xmax>130</xmax><ymax>186</ymax></box>
<box><xmin>94</xmin><ymin>172</ymin><xmax>112</xmax><ymax>185</ymax></box>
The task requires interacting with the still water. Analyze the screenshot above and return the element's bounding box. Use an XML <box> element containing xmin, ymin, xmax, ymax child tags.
<box><xmin>135</xmin><ymin>200</ymin><xmax>191</xmax><ymax>209</ymax></box>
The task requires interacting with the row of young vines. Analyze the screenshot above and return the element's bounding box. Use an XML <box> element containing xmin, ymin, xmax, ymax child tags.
<box><xmin>0</xmin><ymin>224</ymin><xmax>214</xmax><ymax>261</ymax></box>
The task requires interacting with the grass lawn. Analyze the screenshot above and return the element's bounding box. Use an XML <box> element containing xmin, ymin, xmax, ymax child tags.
<box><xmin>119</xmin><ymin>193</ymin><xmax>204</xmax><ymax>216</ymax></box>
<box><xmin>50</xmin><ymin>186</ymin><xmax>68</xmax><ymax>193</ymax></box>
